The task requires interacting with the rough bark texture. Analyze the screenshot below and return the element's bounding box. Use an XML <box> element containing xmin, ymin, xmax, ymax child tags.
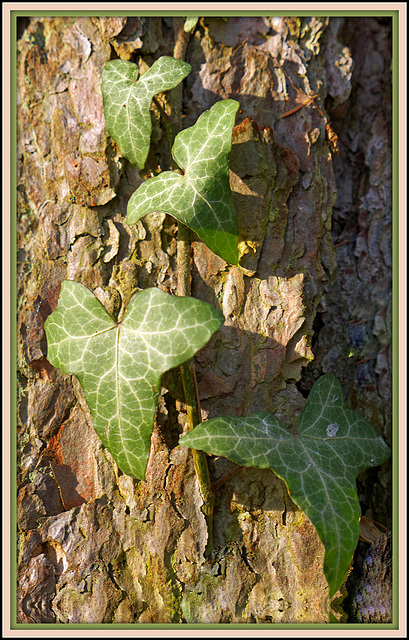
<box><xmin>16</xmin><ymin>16</ymin><xmax>392</xmax><ymax>624</ymax></box>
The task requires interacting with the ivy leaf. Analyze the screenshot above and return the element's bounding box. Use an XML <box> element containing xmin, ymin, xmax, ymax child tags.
<box><xmin>184</xmin><ymin>16</ymin><xmax>199</xmax><ymax>32</ymax></box>
<box><xmin>44</xmin><ymin>280</ymin><xmax>223</xmax><ymax>480</ymax></box>
<box><xmin>180</xmin><ymin>373</ymin><xmax>390</xmax><ymax>597</ymax></box>
<box><xmin>102</xmin><ymin>57</ymin><xmax>191</xmax><ymax>169</ymax></box>
<box><xmin>127</xmin><ymin>99</ymin><xmax>240</xmax><ymax>265</ymax></box>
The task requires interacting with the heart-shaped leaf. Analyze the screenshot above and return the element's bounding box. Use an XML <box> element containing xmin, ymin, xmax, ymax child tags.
<box><xmin>180</xmin><ymin>373</ymin><xmax>390</xmax><ymax>597</ymax></box>
<box><xmin>44</xmin><ymin>280</ymin><xmax>223</xmax><ymax>480</ymax></box>
<box><xmin>127</xmin><ymin>99</ymin><xmax>240</xmax><ymax>265</ymax></box>
<box><xmin>102</xmin><ymin>57</ymin><xmax>191</xmax><ymax>169</ymax></box>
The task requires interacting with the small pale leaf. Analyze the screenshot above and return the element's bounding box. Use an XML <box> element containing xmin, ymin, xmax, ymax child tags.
<box><xmin>127</xmin><ymin>99</ymin><xmax>240</xmax><ymax>265</ymax></box>
<box><xmin>102</xmin><ymin>57</ymin><xmax>191</xmax><ymax>168</ymax></box>
<box><xmin>45</xmin><ymin>280</ymin><xmax>223</xmax><ymax>480</ymax></box>
<box><xmin>184</xmin><ymin>16</ymin><xmax>199</xmax><ymax>32</ymax></box>
<box><xmin>180</xmin><ymin>373</ymin><xmax>390</xmax><ymax>597</ymax></box>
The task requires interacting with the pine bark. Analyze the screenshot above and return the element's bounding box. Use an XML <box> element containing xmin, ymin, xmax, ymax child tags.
<box><xmin>16</xmin><ymin>16</ymin><xmax>392</xmax><ymax>624</ymax></box>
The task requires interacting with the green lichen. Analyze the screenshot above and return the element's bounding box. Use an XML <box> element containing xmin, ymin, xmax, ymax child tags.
<box><xmin>180</xmin><ymin>574</ymin><xmax>222</xmax><ymax>623</ymax></box>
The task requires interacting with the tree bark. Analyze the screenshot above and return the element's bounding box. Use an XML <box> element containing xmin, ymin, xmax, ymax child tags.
<box><xmin>16</xmin><ymin>16</ymin><xmax>392</xmax><ymax>624</ymax></box>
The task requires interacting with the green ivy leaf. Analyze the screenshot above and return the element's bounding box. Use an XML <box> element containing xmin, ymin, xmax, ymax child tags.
<box><xmin>184</xmin><ymin>16</ymin><xmax>199</xmax><ymax>32</ymax></box>
<box><xmin>102</xmin><ymin>57</ymin><xmax>191</xmax><ymax>169</ymax></box>
<box><xmin>127</xmin><ymin>99</ymin><xmax>240</xmax><ymax>265</ymax></box>
<box><xmin>180</xmin><ymin>373</ymin><xmax>390</xmax><ymax>597</ymax></box>
<box><xmin>44</xmin><ymin>280</ymin><xmax>223</xmax><ymax>480</ymax></box>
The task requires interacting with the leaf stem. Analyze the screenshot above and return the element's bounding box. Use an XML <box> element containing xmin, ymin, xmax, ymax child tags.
<box><xmin>171</xmin><ymin>17</ymin><xmax>215</xmax><ymax>553</ymax></box>
<box><xmin>152</xmin><ymin>95</ymin><xmax>172</xmax><ymax>124</ymax></box>
<box><xmin>176</xmin><ymin>221</ymin><xmax>191</xmax><ymax>298</ymax></box>
<box><xmin>179</xmin><ymin>359</ymin><xmax>215</xmax><ymax>553</ymax></box>
<box><xmin>211</xmin><ymin>464</ymin><xmax>241</xmax><ymax>492</ymax></box>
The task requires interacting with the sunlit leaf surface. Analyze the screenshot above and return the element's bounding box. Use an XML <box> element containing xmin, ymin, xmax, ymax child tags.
<box><xmin>45</xmin><ymin>281</ymin><xmax>223</xmax><ymax>480</ymax></box>
<box><xmin>127</xmin><ymin>99</ymin><xmax>240</xmax><ymax>264</ymax></box>
<box><xmin>102</xmin><ymin>57</ymin><xmax>191</xmax><ymax>168</ymax></box>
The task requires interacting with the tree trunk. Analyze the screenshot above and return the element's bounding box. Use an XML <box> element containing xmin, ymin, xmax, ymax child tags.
<box><xmin>16</xmin><ymin>16</ymin><xmax>392</xmax><ymax>624</ymax></box>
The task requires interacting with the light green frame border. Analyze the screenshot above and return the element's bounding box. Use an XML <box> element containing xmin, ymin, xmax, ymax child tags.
<box><xmin>9</xmin><ymin>7</ymin><xmax>400</xmax><ymax>634</ymax></box>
